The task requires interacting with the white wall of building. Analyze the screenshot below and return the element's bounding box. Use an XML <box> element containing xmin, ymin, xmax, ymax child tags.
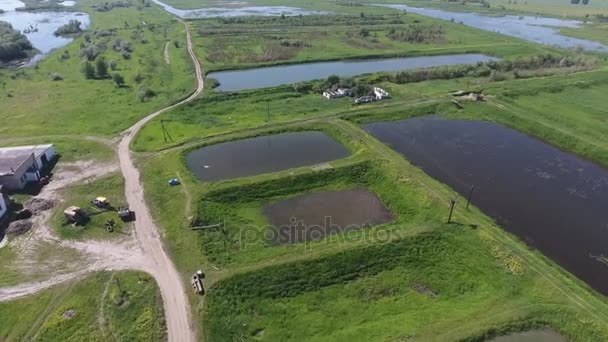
<box><xmin>0</xmin><ymin>195</ymin><xmax>7</xmax><ymax>220</ymax></box>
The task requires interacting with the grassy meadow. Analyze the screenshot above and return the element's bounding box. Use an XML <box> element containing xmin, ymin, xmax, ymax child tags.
<box><xmin>0</xmin><ymin>272</ymin><xmax>166</xmax><ymax>341</ymax></box>
<box><xmin>191</xmin><ymin>11</ymin><xmax>552</xmax><ymax>72</ymax></box>
<box><xmin>0</xmin><ymin>0</ymin><xmax>194</xmax><ymax>139</ymax></box>
<box><xmin>51</xmin><ymin>173</ymin><xmax>129</xmax><ymax>239</ymax></box>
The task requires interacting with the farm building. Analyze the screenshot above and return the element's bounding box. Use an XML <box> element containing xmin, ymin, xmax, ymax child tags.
<box><xmin>0</xmin><ymin>144</ymin><xmax>56</xmax><ymax>191</ymax></box>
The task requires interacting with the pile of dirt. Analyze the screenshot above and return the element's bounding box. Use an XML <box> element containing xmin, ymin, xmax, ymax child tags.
<box><xmin>62</xmin><ymin>309</ymin><xmax>76</xmax><ymax>320</ymax></box>
<box><xmin>6</xmin><ymin>220</ymin><xmax>33</xmax><ymax>236</ymax></box>
<box><xmin>412</xmin><ymin>283</ymin><xmax>437</xmax><ymax>298</ymax></box>
<box><xmin>25</xmin><ymin>198</ymin><xmax>56</xmax><ymax>214</ymax></box>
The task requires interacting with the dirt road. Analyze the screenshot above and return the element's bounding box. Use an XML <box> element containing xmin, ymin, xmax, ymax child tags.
<box><xmin>116</xmin><ymin>19</ymin><xmax>204</xmax><ymax>342</ymax></box>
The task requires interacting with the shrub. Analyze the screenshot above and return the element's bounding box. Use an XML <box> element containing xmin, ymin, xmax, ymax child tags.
<box><xmin>137</xmin><ymin>87</ymin><xmax>156</xmax><ymax>102</ymax></box>
<box><xmin>49</xmin><ymin>72</ymin><xmax>63</xmax><ymax>81</ymax></box>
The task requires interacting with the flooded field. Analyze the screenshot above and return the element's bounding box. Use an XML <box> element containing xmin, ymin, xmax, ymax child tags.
<box><xmin>0</xmin><ymin>0</ymin><xmax>90</xmax><ymax>65</ymax></box>
<box><xmin>150</xmin><ymin>0</ymin><xmax>326</xmax><ymax>19</ymax></box>
<box><xmin>489</xmin><ymin>329</ymin><xmax>567</xmax><ymax>342</ymax></box>
<box><xmin>379</xmin><ymin>4</ymin><xmax>608</xmax><ymax>52</ymax></box>
<box><xmin>364</xmin><ymin>117</ymin><xmax>608</xmax><ymax>295</ymax></box>
<box><xmin>208</xmin><ymin>54</ymin><xmax>496</xmax><ymax>91</ymax></box>
<box><xmin>263</xmin><ymin>189</ymin><xmax>393</xmax><ymax>245</ymax></box>
<box><xmin>185</xmin><ymin>131</ymin><xmax>349</xmax><ymax>182</ymax></box>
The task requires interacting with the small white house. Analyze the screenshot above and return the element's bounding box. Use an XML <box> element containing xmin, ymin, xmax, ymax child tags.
<box><xmin>373</xmin><ymin>87</ymin><xmax>390</xmax><ymax>100</ymax></box>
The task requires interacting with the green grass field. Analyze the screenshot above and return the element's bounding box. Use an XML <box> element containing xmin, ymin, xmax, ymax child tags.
<box><xmin>204</xmin><ymin>228</ymin><xmax>608</xmax><ymax>341</ymax></box>
<box><xmin>0</xmin><ymin>271</ymin><xmax>166</xmax><ymax>341</ymax></box>
<box><xmin>135</xmin><ymin>64</ymin><xmax>608</xmax><ymax>340</ymax></box>
<box><xmin>190</xmin><ymin>11</ymin><xmax>552</xmax><ymax>72</ymax></box>
<box><xmin>0</xmin><ymin>0</ymin><xmax>194</xmax><ymax>139</ymax></box>
<box><xmin>51</xmin><ymin>173</ymin><xmax>129</xmax><ymax>239</ymax></box>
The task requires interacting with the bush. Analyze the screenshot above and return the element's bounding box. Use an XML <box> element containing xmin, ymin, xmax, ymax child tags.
<box><xmin>81</xmin><ymin>61</ymin><xmax>96</xmax><ymax>79</ymax></box>
<box><xmin>49</xmin><ymin>72</ymin><xmax>63</xmax><ymax>81</ymax></box>
<box><xmin>137</xmin><ymin>87</ymin><xmax>156</xmax><ymax>102</ymax></box>
<box><xmin>0</xmin><ymin>21</ymin><xmax>34</xmax><ymax>63</ymax></box>
<box><xmin>112</xmin><ymin>72</ymin><xmax>125</xmax><ymax>87</ymax></box>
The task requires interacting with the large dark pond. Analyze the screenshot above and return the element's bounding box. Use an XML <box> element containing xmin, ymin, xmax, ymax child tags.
<box><xmin>0</xmin><ymin>0</ymin><xmax>90</xmax><ymax>65</ymax></box>
<box><xmin>185</xmin><ymin>131</ymin><xmax>349</xmax><ymax>182</ymax></box>
<box><xmin>379</xmin><ymin>4</ymin><xmax>608</xmax><ymax>52</ymax></box>
<box><xmin>208</xmin><ymin>54</ymin><xmax>496</xmax><ymax>91</ymax></box>
<box><xmin>364</xmin><ymin>117</ymin><xmax>608</xmax><ymax>295</ymax></box>
<box><xmin>263</xmin><ymin>189</ymin><xmax>394</xmax><ymax>245</ymax></box>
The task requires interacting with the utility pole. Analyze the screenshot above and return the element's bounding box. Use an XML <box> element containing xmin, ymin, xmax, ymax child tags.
<box><xmin>160</xmin><ymin>120</ymin><xmax>174</xmax><ymax>142</ymax></box>
<box><xmin>466</xmin><ymin>185</ymin><xmax>475</xmax><ymax>209</ymax></box>
<box><xmin>115</xmin><ymin>277</ymin><xmax>123</xmax><ymax>294</ymax></box>
<box><xmin>447</xmin><ymin>199</ymin><xmax>456</xmax><ymax>224</ymax></box>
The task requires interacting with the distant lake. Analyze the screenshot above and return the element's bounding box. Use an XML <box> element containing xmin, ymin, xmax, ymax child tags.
<box><xmin>0</xmin><ymin>0</ymin><xmax>90</xmax><ymax>65</ymax></box>
<box><xmin>150</xmin><ymin>0</ymin><xmax>327</xmax><ymax>19</ymax></box>
<box><xmin>378</xmin><ymin>4</ymin><xmax>608</xmax><ymax>52</ymax></box>
<box><xmin>208</xmin><ymin>53</ymin><xmax>497</xmax><ymax>91</ymax></box>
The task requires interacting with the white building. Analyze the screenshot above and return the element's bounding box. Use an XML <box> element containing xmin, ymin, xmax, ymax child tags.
<box><xmin>0</xmin><ymin>144</ymin><xmax>56</xmax><ymax>191</ymax></box>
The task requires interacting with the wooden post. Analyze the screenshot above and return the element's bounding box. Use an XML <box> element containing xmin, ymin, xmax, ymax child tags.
<box><xmin>115</xmin><ymin>277</ymin><xmax>123</xmax><ymax>294</ymax></box>
<box><xmin>447</xmin><ymin>199</ymin><xmax>456</xmax><ymax>223</ymax></box>
<box><xmin>466</xmin><ymin>186</ymin><xmax>474</xmax><ymax>209</ymax></box>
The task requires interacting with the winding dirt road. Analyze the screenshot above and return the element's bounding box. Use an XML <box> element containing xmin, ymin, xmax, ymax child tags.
<box><xmin>116</xmin><ymin>19</ymin><xmax>204</xmax><ymax>342</ymax></box>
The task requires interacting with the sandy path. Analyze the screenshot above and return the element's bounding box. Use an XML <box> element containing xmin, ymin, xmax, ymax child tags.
<box><xmin>115</xmin><ymin>18</ymin><xmax>203</xmax><ymax>342</ymax></box>
<box><xmin>164</xmin><ymin>41</ymin><xmax>171</xmax><ymax>65</ymax></box>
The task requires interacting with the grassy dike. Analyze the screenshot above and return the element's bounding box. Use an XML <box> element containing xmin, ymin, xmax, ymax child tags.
<box><xmin>0</xmin><ymin>272</ymin><xmax>165</xmax><ymax>341</ymax></box>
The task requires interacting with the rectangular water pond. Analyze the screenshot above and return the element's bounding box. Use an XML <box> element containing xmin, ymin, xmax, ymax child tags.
<box><xmin>186</xmin><ymin>131</ymin><xmax>349</xmax><ymax>182</ymax></box>
<box><xmin>263</xmin><ymin>189</ymin><xmax>394</xmax><ymax>245</ymax></box>
<box><xmin>364</xmin><ymin>116</ymin><xmax>608</xmax><ymax>295</ymax></box>
<box><xmin>208</xmin><ymin>54</ymin><xmax>496</xmax><ymax>91</ymax></box>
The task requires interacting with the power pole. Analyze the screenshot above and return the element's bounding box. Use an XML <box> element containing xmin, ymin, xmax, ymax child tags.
<box><xmin>160</xmin><ymin>120</ymin><xmax>174</xmax><ymax>142</ymax></box>
<box><xmin>115</xmin><ymin>277</ymin><xmax>123</xmax><ymax>294</ymax></box>
<box><xmin>466</xmin><ymin>185</ymin><xmax>475</xmax><ymax>209</ymax></box>
<box><xmin>447</xmin><ymin>199</ymin><xmax>456</xmax><ymax>224</ymax></box>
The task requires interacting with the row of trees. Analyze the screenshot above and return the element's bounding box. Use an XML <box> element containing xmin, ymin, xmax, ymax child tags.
<box><xmin>381</xmin><ymin>54</ymin><xmax>596</xmax><ymax>85</ymax></box>
<box><xmin>0</xmin><ymin>21</ymin><xmax>34</xmax><ymax>63</ymax></box>
<box><xmin>386</xmin><ymin>24</ymin><xmax>445</xmax><ymax>43</ymax></box>
<box><xmin>571</xmin><ymin>0</ymin><xmax>591</xmax><ymax>5</ymax></box>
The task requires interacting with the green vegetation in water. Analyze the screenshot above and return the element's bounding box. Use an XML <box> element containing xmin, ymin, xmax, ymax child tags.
<box><xmin>54</xmin><ymin>19</ymin><xmax>84</xmax><ymax>36</ymax></box>
<box><xmin>0</xmin><ymin>21</ymin><xmax>35</xmax><ymax>65</ymax></box>
<box><xmin>0</xmin><ymin>271</ymin><xmax>166</xmax><ymax>341</ymax></box>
